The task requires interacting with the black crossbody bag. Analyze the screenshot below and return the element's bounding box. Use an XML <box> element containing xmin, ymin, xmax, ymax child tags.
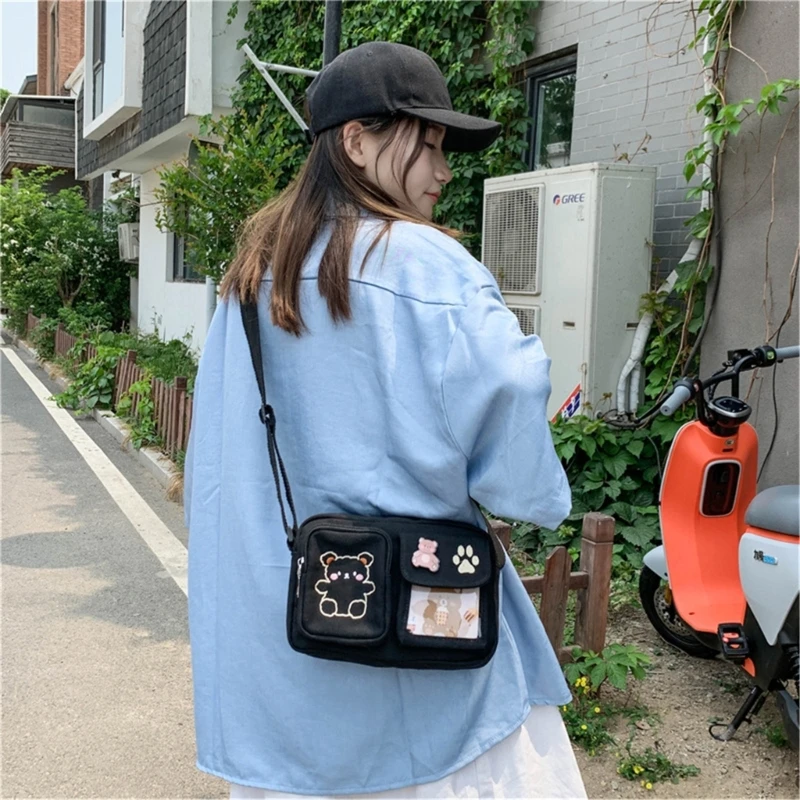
<box><xmin>240</xmin><ymin>302</ymin><xmax>503</xmax><ymax>669</ymax></box>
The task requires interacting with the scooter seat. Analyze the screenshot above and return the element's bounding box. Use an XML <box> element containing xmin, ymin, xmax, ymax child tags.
<box><xmin>745</xmin><ymin>485</ymin><xmax>800</xmax><ymax>536</ymax></box>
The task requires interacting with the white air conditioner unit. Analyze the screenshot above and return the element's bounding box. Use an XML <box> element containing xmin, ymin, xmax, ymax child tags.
<box><xmin>118</xmin><ymin>222</ymin><xmax>140</xmax><ymax>263</ymax></box>
<box><xmin>482</xmin><ymin>163</ymin><xmax>656</xmax><ymax>421</ymax></box>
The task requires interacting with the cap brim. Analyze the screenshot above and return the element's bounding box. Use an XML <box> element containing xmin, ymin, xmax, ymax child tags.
<box><xmin>402</xmin><ymin>107</ymin><xmax>502</xmax><ymax>152</ymax></box>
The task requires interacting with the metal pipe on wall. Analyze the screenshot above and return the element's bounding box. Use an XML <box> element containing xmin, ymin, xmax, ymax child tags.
<box><xmin>323</xmin><ymin>0</ymin><xmax>342</xmax><ymax>67</ymax></box>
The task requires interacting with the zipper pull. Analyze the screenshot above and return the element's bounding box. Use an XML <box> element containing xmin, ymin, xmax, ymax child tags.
<box><xmin>296</xmin><ymin>557</ymin><xmax>305</xmax><ymax>598</ymax></box>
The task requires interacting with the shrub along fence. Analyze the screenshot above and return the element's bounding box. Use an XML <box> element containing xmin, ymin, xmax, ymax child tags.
<box><xmin>25</xmin><ymin>315</ymin><xmax>612</xmax><ymax>655</ymax></box>
<box><xmin>51</xmin><ymin>322</ymin><xmax>192</xmax><ymax>458</ymax></box>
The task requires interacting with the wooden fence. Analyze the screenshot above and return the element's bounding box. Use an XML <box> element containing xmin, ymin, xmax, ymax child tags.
<box><xmin>26</xmin><ymin>310</ymin><xmax>41</xmax><ymax>338</ymax></box>
<box><xmin>112</xmin><ymin>349</ymin><xmax>192</xmax><ymax>459</ymax></box>
<box><xmin>48</xmin><ymin>318</ymin><xmax>192</xmax><ymax>458</ymax></box>
<box><xmin>490</xmin><ymin>513</ymin><xmax>614</xmax><ymax>662</ymax></box>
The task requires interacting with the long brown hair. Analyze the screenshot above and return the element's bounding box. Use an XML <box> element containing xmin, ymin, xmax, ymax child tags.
<box><xmin>220</xmin><ymin>115</ymin><xmax>457</xmax><ymax>336</ymax></box>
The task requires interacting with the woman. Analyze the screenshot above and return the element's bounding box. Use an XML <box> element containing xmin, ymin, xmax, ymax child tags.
<box><xmin>185</xmin><ymin>42</ymin><xmax>586</xmax><ymax>799</ymax></box>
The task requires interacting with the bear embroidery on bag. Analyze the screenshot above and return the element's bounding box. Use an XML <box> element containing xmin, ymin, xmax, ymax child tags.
<box><xmin>314</xmin><ymin>551</ymin><xmax>376</xmax><ymax>620</ymax></box>
<box><xmin>411</xmin><ymin>537</ymin><xmax>440</xmax><ymax>572</ymax></box>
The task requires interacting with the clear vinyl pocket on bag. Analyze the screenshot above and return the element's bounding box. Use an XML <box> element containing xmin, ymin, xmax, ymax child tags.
<box><xmin>396</xmin><ymin>529</ymin><xmax>495</xmax><ymax>650</ymax></box>
<box><xmin>297</xmin><ymin>526</ymin><xmax>392</xmax><ymax>645</ymax></box>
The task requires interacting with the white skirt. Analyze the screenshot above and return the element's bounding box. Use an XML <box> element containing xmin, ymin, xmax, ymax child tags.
<box><xmin>229</xmin><ymin>705</ymin><xmax>586</xmax><ymax>799</ymax></box>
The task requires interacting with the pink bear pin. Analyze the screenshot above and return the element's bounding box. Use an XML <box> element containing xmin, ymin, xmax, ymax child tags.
<box><xmin>411</xmin><ymin>537</ymin><xmax>440</xmax><ymax>573</ymax></box>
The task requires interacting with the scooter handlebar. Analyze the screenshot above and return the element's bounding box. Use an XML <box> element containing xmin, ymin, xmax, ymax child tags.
<box><xmin>660</xmin><ymin>384</ymin><xmax>693</xmax><ymax>416</ymax></box>
<box><xmin>774</xmin><ymin>345</ymin><xmax>800</xmax><ymax>360</ymax></box>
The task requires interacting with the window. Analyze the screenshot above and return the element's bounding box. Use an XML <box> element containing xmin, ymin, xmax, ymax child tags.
<box><xmin>526</xmin><ymin>56</ymin><xmax>577</xmax><ymax>171</ymax></box>
<box><xmin>18</xmin><ymin>100</ymin><xmax>74</xmax><ymax>128</ymax></box>
<box><xmin>170</xmin><ymin>143</ymin><xmax>211</xmax><ymax>283</ymax></box>
<box><xmin>91</xmin><ymin>0</ymin><xmax>124</xmax><ymax>119</ymax></box>
<box><xmin>171</xmin><ymin>234</ymin><xmax>204</xmax><ymax>283</ymax></box>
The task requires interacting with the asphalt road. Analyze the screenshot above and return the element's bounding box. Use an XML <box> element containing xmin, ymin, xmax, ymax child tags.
<box><xmin>1</xmin><ymin>339</ymin><xmax>227</xmax><ymax>799</ymax></box>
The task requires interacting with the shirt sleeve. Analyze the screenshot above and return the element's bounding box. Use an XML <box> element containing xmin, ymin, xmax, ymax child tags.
<box><xmin>442</xmin><ymin>286</ymin><xmax>571</xmax><ymax>529</ymax></box>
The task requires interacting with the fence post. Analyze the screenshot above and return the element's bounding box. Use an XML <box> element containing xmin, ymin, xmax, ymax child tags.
<box><xmin>488</xmin><ymin>519</ymin><xmax>511</xmax><ymax>551</ymax></box>
<box><xmin>574</xmin><ymin>512</ymin><xmax>615</xmax><ymax>654</ymax></box>
<box><xmin>173</xmin><ymin>377</ymin><xmax>188</xmax><ymax>459</ymax></box>
<box><xmin>539</xmin><ymin>546</ymin><xmax>573</xmax><ymax>655</ymax></box>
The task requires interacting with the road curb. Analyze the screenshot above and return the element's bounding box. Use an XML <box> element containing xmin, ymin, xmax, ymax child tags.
<box><xmin>4</xmin><ymin>329</ymin><xmax>181</xmax><ymax>500</ymax></box>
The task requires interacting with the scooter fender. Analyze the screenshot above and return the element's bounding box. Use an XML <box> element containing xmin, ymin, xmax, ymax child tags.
<box><xmin>644</xmin><ymin>545</ymin><xmax>669</xmax><ymax>581</ymax></box>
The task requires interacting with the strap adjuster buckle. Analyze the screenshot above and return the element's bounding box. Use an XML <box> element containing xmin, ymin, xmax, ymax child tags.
<box><xmin>259</xmin><ymin>403</ymin><xmax>276</xmax><ymax>430</ymax></box>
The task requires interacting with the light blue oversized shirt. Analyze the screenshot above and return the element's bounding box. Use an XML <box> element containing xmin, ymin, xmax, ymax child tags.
<box><xmin>185</xmin><ymin>220</ymin><xmax>572</xmax><ymax>795</ymax></box>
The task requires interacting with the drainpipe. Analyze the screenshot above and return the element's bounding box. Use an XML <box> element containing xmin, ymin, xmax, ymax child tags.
<box><xmin>323</xmin><ymin>1</ymin><xmax>342</xmax><ymax>67</ymax></box>
<box><xmin>615</xmin><ymin>32</ymin><xmax>716</xmax><ymax>416</ymax></box>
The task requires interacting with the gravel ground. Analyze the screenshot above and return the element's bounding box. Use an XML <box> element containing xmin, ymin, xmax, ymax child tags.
<box><xmin>575</xmin><ymin>606</ymin><xmax>799</xmax><ymax>799</ymax></box>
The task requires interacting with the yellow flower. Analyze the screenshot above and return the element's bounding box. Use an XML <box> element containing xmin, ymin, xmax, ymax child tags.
<box><xmin>640</xmin><ymin>780</ymin><xmax>646</xmax><ymax>787</ymax></box>
<box><xmin>562</xmin><ymin>706</ymin><xmax>568</xmax><ymax>712</ymax></box>
<box><xmin>581</xmin><ymin>724</ymin><xmax>588</xmax><ymax>730</ymax></box>
<box><xmin>594</xmin><ymin>706</ymin><xmax>601</xmax><ymax>713</ymax></box>
<box><xmin>646</xmin><ymin>783</ymin><xmax>653</xmax><ymax>790</ymax></box>
<box><xmin>633</xmin><ymin>765</ymin><xmax>644</xmax><ymax>775</ymax></box>
<box><xmin>583</xmin><ymin>686</ymin><xmax>589</xmax><ymax>694</ymax></box>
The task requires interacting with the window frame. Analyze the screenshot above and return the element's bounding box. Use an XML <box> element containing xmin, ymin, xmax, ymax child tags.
<box><xmin>83</xmin><ymin>0</ymin><xmax>143</xmax><ymax>141</ymax></box>
<box><xmin>169</xmin><ymin>233</ymin><xmax>205</xmax><ymax>284</ymax></box>
<box><xmin>525</xmin><ymin>53</ymin><xmax>578</xmax><ymax>172</ymax></box>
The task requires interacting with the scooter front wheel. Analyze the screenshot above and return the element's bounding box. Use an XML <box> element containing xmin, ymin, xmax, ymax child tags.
<box><xmin>639</xmin><ymin>566</ymin><xmax>718</xmax><ymax>659</ymax></box>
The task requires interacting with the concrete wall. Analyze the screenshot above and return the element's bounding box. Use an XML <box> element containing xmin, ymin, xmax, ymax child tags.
<box><xmin>136</xmin><ymin>168</ymin><xmax>208</xmax><ymax>354</ymax></box>
<box><xmin>212</xmin><ymin>0</ymin><xmax>250</xmax><ymax>111</ymax></box>
<box><xmin>699</xmin><ymin>1</ymin><xmax>799</xmax><ymax>488</ymax></box>
<box><xmin>530</xmin><ymin>0</ymin><xmax>702</xmax><ymax>277</ymax></box>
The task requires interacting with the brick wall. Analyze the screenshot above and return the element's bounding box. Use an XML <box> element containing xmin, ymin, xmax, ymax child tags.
<box><xmin>56</xmin><ymin>0</ymin><xmax>85</xmax><ymax>93</ymax></box>
<box><xmin>529</xmin><ymin>0</ymin><xmax>703</xmax><ymax>277</ymax></box>
<box><xmin>37</xmin><ymin>0</ymin><xmax>85</xmax><ymax>96</ymax></box>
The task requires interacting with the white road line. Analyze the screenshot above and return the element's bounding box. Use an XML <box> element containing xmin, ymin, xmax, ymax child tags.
<box><xmin>1</xmin><ymin>346</ymin><xmax>188</xmax><ymax>596</ymax></box>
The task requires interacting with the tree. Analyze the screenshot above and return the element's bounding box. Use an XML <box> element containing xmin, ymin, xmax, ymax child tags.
<box><xmin>0</xmin><ymin>168</ymin><xmax>132</xmax><ymax>333</ymax></box>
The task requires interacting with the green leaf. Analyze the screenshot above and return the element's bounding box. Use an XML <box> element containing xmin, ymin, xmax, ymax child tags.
<box><xmin>609</xmin><ymin>501</ymin><xmax>636</xmax><ymax>524</ymax></box>
<box><xmin>589</xmin><ymin>663</ymin><xmax>607</xmax><ymax>687</ymax></box>
<box><xmin>603</xmin><ymin>454</ymin><xmax>628</xmax><ymax>480</ymax></box>
<box><xmin>606</xmin><ymin>662</ymin><xmax>628</xmax><ymax>691</ymax></box>
<box><xmin>620</xmin><ymin>525</ymin><xmax>657</xmax><ymax>548</ymax></box>
<box><xmin>580</xmin><ymin>436</ymin><xmax>597</xmax><ymax>459</ymax></box>
<box><xmin>625</xmin><ymin>440</ymin><xmax>644</xmax><ymax>458</ymax></box>
<box><xmin>559</xmin><ymin>440</ymin><xmax>577</xmax><ymax>462</ymax></box>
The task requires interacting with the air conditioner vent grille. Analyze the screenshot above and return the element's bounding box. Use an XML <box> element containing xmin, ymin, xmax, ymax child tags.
<box><xmin>483</xmin><ymin>186</ymin><xmax>542</xmax><ymax>295</ymax></box>
<box><xmin>507</xmin><ymin>304</ymin><xmax>541</xmax><ymax>337</ymax></box>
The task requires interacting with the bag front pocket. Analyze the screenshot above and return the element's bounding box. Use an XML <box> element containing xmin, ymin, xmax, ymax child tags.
<box><xmin>297</xmin><ymin>525</ymin><xmax>392</xmax><ymax>645</ymax></box>
<box><xmin>395</xmin><ymin>527</ymin><xmax>495</xmax><ymax>650</ymax></box>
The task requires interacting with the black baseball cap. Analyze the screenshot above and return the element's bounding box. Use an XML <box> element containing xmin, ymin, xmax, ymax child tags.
<box><xmin>306</xmin><ymin>42</ymin><xmax>501</xmax><ymax>153</ymax></box>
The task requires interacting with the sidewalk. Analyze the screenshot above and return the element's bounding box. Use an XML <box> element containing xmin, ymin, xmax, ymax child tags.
<box><xmin>1</xmin><ymin>337</ymin><xmax>225</xmax><ymax>798</ymax></box>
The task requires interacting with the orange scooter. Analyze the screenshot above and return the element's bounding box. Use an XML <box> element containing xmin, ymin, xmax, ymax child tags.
<box><xmin>639</xmin><ymin>344</ymin><xmax>799</xmax><ymax>748</ymax></box>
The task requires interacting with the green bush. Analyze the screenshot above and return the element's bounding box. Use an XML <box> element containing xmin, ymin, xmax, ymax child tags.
<box><xmin>0</xmin><ymin>167</ymin><xmax>132</xmax><ymax>331</ymax></box>
<box><xmin>28</xmin><ymin>317</ymin><xmax>60</xmax><ymax>360</ymax></box>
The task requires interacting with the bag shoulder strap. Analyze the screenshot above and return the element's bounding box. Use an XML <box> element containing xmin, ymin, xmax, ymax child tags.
<box><xmin>240</xmin><ymin>301</ymin><xmax>299</xmax><ymax>548</ymax></box>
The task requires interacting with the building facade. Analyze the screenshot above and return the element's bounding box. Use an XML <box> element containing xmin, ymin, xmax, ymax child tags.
<box><xmin>1</xmin><ymin>0</ymin><xmax>84</xmax><ymax>188</ymax></box>
<box><xmin>75</xmin><ymin>0</ymin><xmax>249</xmax><ymax>351</ymax></box>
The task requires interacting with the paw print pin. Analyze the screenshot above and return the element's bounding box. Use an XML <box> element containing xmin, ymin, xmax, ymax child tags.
<box><xmin>453</xmin><ymin>545</ymin><xmax>480</xmax><ymax>575</ymax></box>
